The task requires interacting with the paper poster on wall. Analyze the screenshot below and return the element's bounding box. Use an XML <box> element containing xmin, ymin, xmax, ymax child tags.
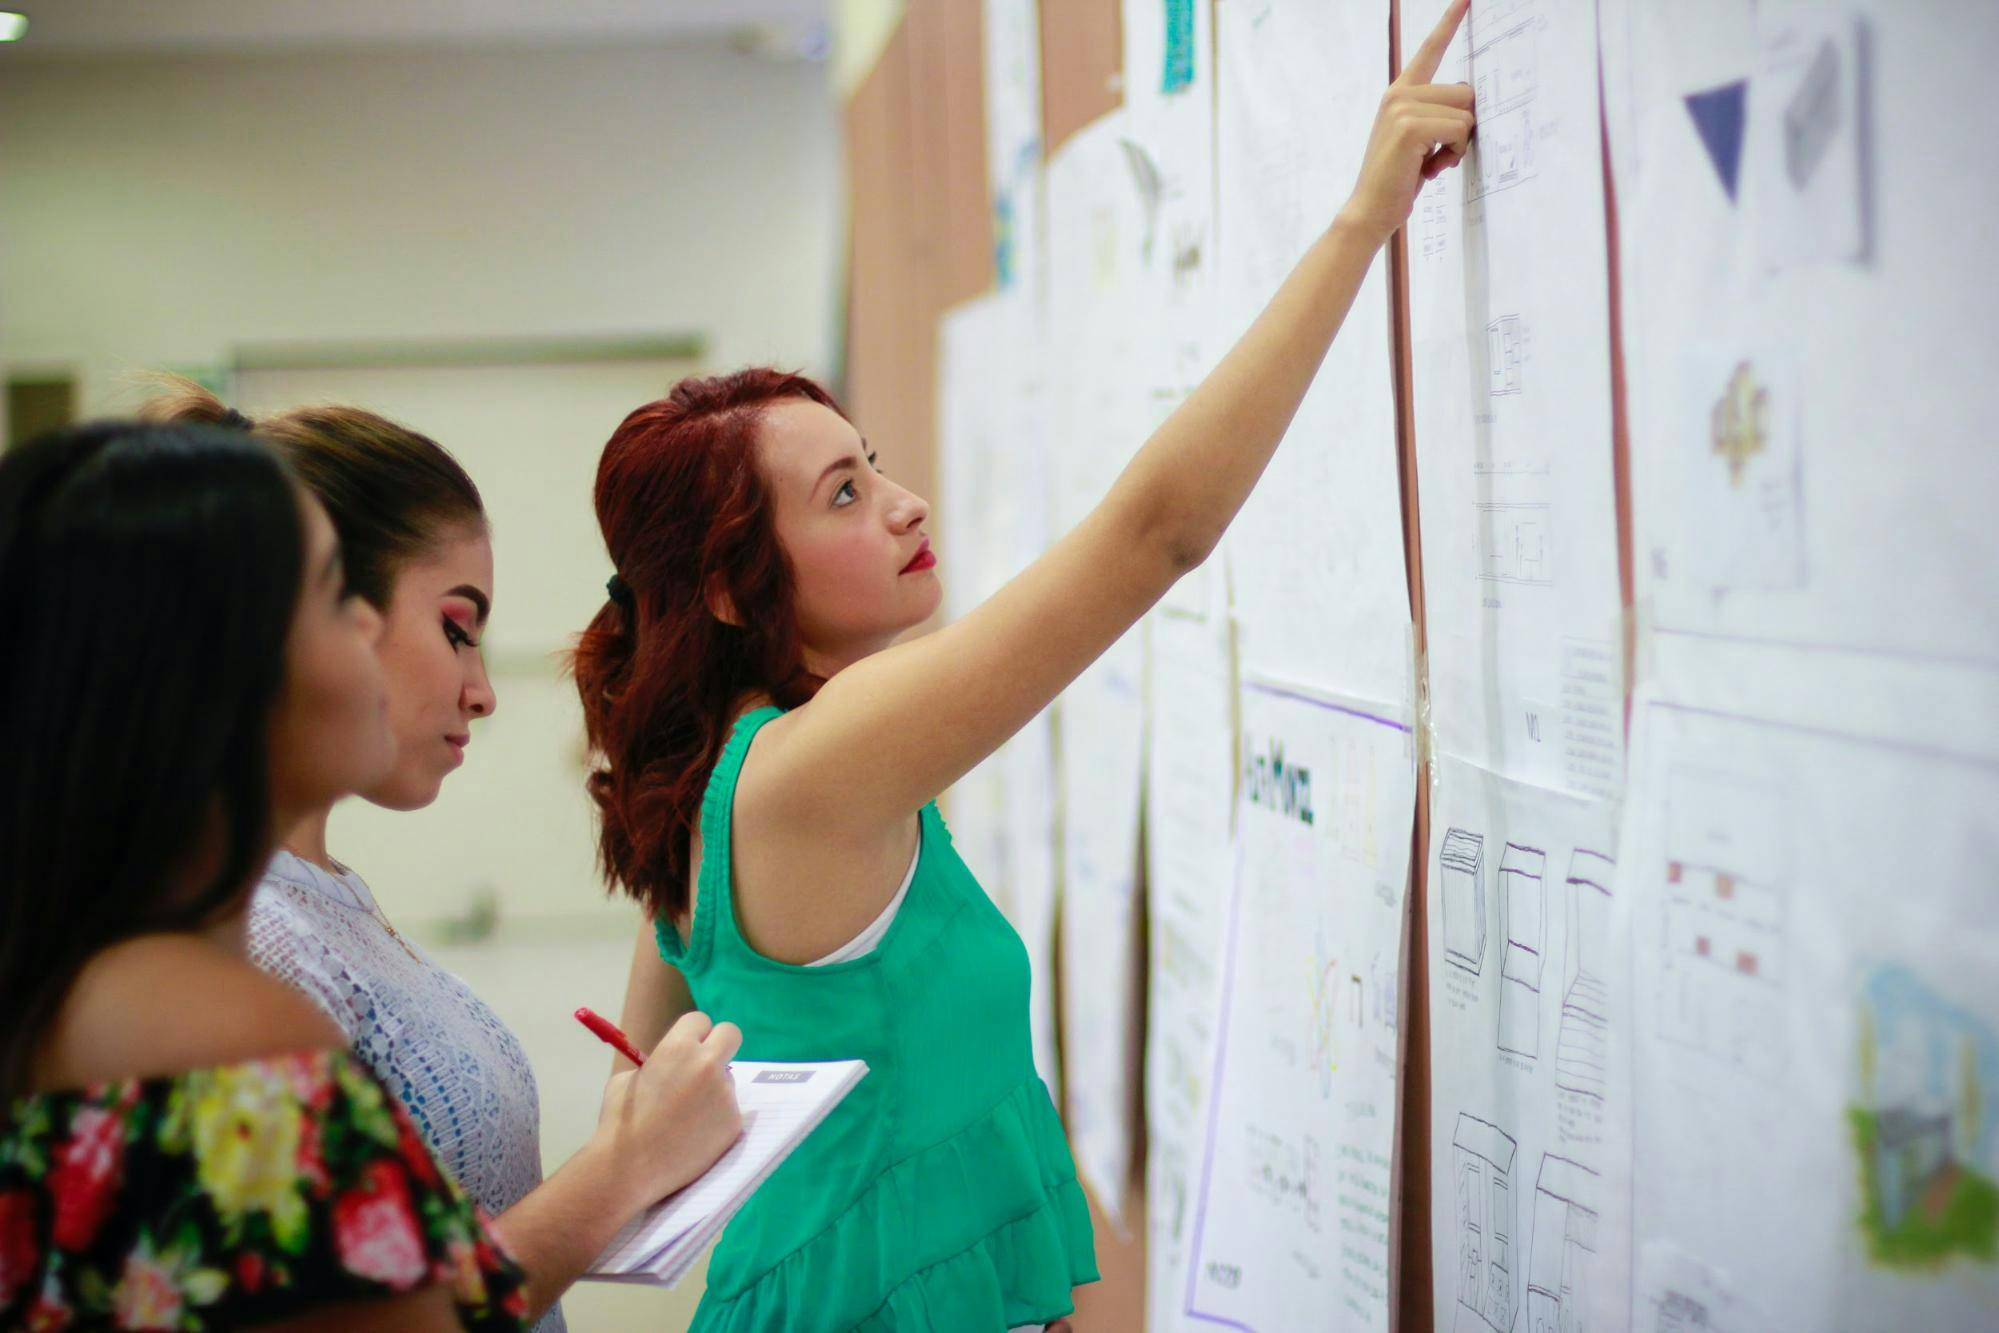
<box><xmin>1403</xmin><ymin>0</ymin><xmax>1623</xmax><ymax>800</ymax></box>
<box><xmin>1603</xmin><ymin>0</ymin><xmax>1999</xmax><ymax>677</ymax></box>
<box><xmin>983</xmin><ymin>0</ymin><xmax>1044</xmax><ymax>291</ymax></box>
<box><xmin>1184</xmin><ymin>678</ymin><xmax>1416</xmax><ymax>1331</ymax></box>
<box><xmin>1425</xmin><ymin>754</ymin><xmax>1628</xmax><ymax>1333</ymax></box>
<box><xmin>1059</xmin><ymin>630</ymin><xmax>1148</xmax><ymax>1224</ymax></box>
<box><xmin>1212</xmin><ymin>0</ymin><xmax>1411</xmax><ymax>707</ymax></box>
<box><xmin>1123</xmin><ymin>0</ymin><xmax>1223</xmax><ymax>619</ymax></box>
<box><xmin>1607</xmin><ymin>691</ymin><xmax>1999</xmax><ymax>1331</ymax></box>
<box><xmin>1041</xmin><ymin>111</ymin><xmax>1156</xmax><ymax>1212</ymax></box>
<box><xmin>1145</xmin><ymin>608</ymin><xmax>1237</xmax><ymax>1331</ymax></box>
<box><xmin>1045</xmin><ymin>108</ymin><xmax>1153</xmax><ymax>538</ymax></box>
<box><xmin>938</xmin><ymin>291</ymin><xmax>1053</xmax><ymax>619</ymax></box>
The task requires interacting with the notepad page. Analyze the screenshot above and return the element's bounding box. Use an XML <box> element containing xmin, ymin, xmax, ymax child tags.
<box><xmin>586</xmin><ymin>1059</ymin><xmax>868</xmax><ymax>1280</ymax></box>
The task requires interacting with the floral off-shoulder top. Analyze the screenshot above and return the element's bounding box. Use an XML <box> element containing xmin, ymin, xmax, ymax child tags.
<box><xmin>0</xmin><ymin>1048</ymin><xmax>528</xmax><ymax>1331</ymax></box>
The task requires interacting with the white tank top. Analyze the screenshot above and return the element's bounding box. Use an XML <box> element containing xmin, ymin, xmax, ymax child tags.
<box><xmin>806</xmin><ymin>826</ymin><xmax>921</xmax><ymax>965</ymax></box>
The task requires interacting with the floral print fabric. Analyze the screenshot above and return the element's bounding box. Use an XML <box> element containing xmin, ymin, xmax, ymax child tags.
<box><xmin>0</xmin><ymin>1049</ymin><xmax>527</xmax><ymax>1330</ymax></box>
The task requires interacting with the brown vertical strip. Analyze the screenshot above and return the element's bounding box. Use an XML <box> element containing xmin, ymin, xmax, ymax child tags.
<box><xmin>1386</xmin><ymin>0</ymin><xmax>1436</xmax><ymax>1329</ymax></box>
<box><xmin>1599</xmin><ymin>61</ymin><xmax>1637</xmax><ymax>744</ymax></box>
<box><xmin>844</xmin><ymin>2</ymin><xmax>997</xmax><ymax>544</ymax></box>
<box><xmin>938</xmin><ymin>0</ymin><xmax>998</xmax><ymax>305</ymax></box>
<box><xmin>1039</xmin><ymin>0</ymin><xmax>1125</xmax><ymax>155</ymax></box>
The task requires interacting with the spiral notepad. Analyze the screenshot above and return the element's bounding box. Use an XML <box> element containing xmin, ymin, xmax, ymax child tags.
<box><xmin>583</xmin><ymin>1059</ymin><xmax>869</xmax><ymax>1286</ymax></box>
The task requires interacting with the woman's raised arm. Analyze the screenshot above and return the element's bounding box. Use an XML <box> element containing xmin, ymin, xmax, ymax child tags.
<box><xmin>758</xmin><ymin>0</ymin><xmax>1473</xmax><ymax>834</ymax></box>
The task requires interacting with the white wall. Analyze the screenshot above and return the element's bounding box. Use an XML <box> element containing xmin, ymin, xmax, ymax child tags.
<box><xmin>0</xmin><ymin>37</ymin><xmax>843</xmax><ymax>407</ymax></box>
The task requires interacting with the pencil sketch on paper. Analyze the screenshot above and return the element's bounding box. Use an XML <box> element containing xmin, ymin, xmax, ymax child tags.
<box><xmin>1465</xmin><ymin>1</ymin><xmax>1546</xmax><ymax>202</ymax></box>
<box><xmin>1477</xmin><ymin>504</ymin><xmax>1554</xmax><ymax>586</ymax></box>
<box><xmin>1555</xmin><ymin>850</ymin><xmax>1614</xmax><ymax>1100</ymax></box>
<box><xmin>1487</xmin><ymin>314</ymin><xmax>1531</xmax><ymax>396</ymax></box>
<box><xmin>1498</xmin><ymin>843</ymin><xmax>1549</xmax><ymax>1058</ymax></box>
<box><xmin>1244</xmin><ymin>1121</ymin><xmax>1325</xmax><ymax>1244</ymax></box>
<box><xmin>1442</xmin><ymin>828</ymin><xmax>1488</xmax><ymax>976</ymax></box>
<box><xmin>1453</xmin><ymin>1112</ymin><xmax>1520</xmax><ymax>1333</ymax></box>
<box><xmin>1526</xmin><ymin>1154</ymin><xmax>1600</xmax><ymax>1333</ymax></box>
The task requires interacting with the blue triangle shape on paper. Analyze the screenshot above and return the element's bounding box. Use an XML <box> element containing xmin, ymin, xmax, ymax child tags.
<box><xmin>1684</xmin><ymin>79</ymin><xmax>1749</xmax><ymax>202</ymax></box>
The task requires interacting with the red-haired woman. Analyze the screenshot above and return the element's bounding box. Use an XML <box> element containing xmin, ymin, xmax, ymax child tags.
<box><xmin>575</xmin><ymin>8</ymin><xmax>1474</xmax><ymax>1329</ymax></box>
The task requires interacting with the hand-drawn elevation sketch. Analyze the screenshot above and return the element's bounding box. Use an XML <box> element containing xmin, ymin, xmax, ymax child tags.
<box><xmin>1487</xmin><ymin>314</ymin><xmax>1531</xmax><ymax>396</ymax></box>
<box><xmin>1526</xmin><ymin>1154</ymin><xmax>1600</xmax><ymax>1333</ymax></box>
<box><xmin>1658</xmin><ymin>769</ymin><xmax>1789</xmax><ymax>1076</ymax></box>
<box><xmin>1850</xmin><ymin>963</ymin><xmax>1999</xmax><ymax>1271</ymax></box>
<box><xmin>1453</xmin><ymin>1112</ymin><xmax>1520</xmax><ymax>1333</ymax></box>
<box><xmin>1498</xmin><ymin>843</ymin><xmax>1549</xmax><ymax>1058</ymax></box>
<box><xmin>1555</xmin><ymin>850</ymin><xmax>1615</xmax><ymax>1100</ymax></box>
<box><xmin>1465</xmin><ymin>1</ymin><xmax>1545</xmax><ymax>202</ymax></box>
<box><xmin>1477</xmin><ymin>504</ymin><xmax>1554</xmax><ymax>586</ymax></box>
<box><xmin>1442</xmin><ymin>828</ymin><xmax>1487</xmax><ymax>976</ymax></box>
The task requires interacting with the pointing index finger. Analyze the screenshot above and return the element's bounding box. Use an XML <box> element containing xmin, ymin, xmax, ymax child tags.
<box><xmin>1406</xmin><ymin>0</ymin><xmax>1471</xmax><ymax>85</ymax></box>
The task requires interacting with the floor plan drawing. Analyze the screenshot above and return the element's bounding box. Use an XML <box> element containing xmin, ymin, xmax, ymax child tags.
<box><xmin>1658</xmin><ymin>768</ymin><xmax>1790</xmax><ymax>1077</ymax></box>
<box><xmin>1466</xmin><ymin>0</ymin><xmax>1545</xmax><ymax>202</ymax></box>
<box><xmin>1476</xmin><ymin>503</ymin><xmax>1555</xmax><ymax>586</ymax></box>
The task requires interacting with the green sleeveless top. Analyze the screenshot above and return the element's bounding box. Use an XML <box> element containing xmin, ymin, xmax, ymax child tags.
<box><xmin>655</xmin><ymin>707</ymin><xmax>1097</xmax><ymax>1331</ymax></box>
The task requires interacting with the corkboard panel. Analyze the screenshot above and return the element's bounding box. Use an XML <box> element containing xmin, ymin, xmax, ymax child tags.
<box><xmin>1039</xmin><ymin>0</ymin><xmax>1123</xmax><ymax>155</ymax></box>
<box><xmin>905</xmin><ymin>0</ymin><xmax>995</xmax><ymax>307</ymax></box>
<box><xmin>1071</xmin><ymin>1178</ymin><xmax>1148</xmax><ymax>1328</ymax></box>
<box><xmin>843</xmin><ymin>3</ymin><xmax>992</xmax><ymax>535</ymax></box>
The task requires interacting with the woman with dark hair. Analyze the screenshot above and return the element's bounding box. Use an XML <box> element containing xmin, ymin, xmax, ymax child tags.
<box><xmin>578</xmin><ymin>8</ymin><xmax>1474</xmax><ymax>1329</ymax></box>
<box><xmin>0</xmin><ymin>419</ymin><xmax>528</xmax><ymax>1328</ymax></box>
<box><xmin>142</xmin><ymin>379</ymin><xmax>745</xmax><ymax>1331</ymax></box>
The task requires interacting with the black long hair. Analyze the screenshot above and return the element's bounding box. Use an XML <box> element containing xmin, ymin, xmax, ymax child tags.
<box><xmin>0</xmin><ymin>421</ymin><xmax>305</xmax><ymax>1100</ymax></box>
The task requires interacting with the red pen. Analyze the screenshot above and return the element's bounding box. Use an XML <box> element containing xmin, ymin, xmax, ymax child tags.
<box><xmin>575</xmin><ymin>1006</ymin><xmax>647</xmax><ymax>1066</ymax></box>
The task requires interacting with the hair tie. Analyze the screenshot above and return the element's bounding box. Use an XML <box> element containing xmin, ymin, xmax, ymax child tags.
<box><xmin>218</xmin><ymin>407</ymin><xmax>255</xmax><ymax>432</ymax></box>
<box><xmin>606</xmin><ymin>573</ymin><xmax>635</xmax><ymax>610</ymax></box>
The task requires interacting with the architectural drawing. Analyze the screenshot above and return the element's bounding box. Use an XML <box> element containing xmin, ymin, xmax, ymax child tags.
<box><xmin>1487</xmin><ymin>314</ymin><xmax>1530</xmax><ymax>396</ymax></box>
<box><xmin>1442</xmin><ymin>828</ymin><xmax>1487</xmax><ymax>975</ymax></box>
<box><xmin>1498</xmin><ymin>843</ymin><xmax>1548</xmax><ymax>1058</ymax></box>
<box><xmin>1477</xmin><ymin>503</ymin><xmax>1554</xmax><ymax>585</ymax></box>
<box><xmin>1658</xmin><ymin>769</ymin><xmax>1789</xmax><ymax>1076</ymax></box>
<box><xmin>1525</xmin><ymin>1154</ymin><xmax>1599</xmax><ymax>1333</ymax></box>
<box><xmin>1453</xmin><ymin>1113</ymin><xmax>1519</xmax><ymax>1333</ymax></box>
<box><xmin>1465</xmin><ymin>1</ymin><xmax>1545</xmax><ymax>202</ymax></box>
<box><xmin>1554</xmin><ymin>850</ymin><xmax>1614</xmax><ymax>1099</ymax></box>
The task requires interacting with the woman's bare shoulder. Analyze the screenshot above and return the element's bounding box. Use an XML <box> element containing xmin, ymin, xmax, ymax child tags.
<box><xmin>35</xmin><ymin>935</ymin><xmax>343</xmax><ymax>1091</ymax></box>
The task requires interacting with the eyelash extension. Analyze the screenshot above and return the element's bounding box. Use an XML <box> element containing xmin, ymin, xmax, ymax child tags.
<box><xmin>443</xmin><ymin>616</ymin><xmax>479</xmax><ymax>650</ymax></box>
